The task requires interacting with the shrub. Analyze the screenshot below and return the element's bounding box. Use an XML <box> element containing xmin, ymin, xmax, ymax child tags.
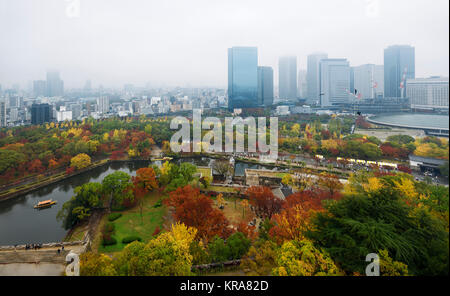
<box><xmin>108</xmin><ymin>213</ymin><xmax>122</xmax><ymax>221</ymax></box>
<box><xmin>102</xmin><ymin>236</ymin><xmax>117</xmax><ymax>246</ymax></box>
<box><xmin>122</xmin><ymin>235</ymin><xmax>142</xmax><ymax>244</ymax></box>
<box><xmin>103</xmin><ymin>222</ymin><xmax>115</xmax><ymax>234</ymax></box>
<box><xmin>153</xmin><ymin>199</ymin><xmax>163</xmax><ymax>208</ymax></box>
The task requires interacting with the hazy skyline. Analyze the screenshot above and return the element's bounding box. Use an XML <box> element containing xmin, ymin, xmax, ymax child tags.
<box><xmin>0</xmin><ymin>0</ymin><xmax>448</xmax><ymax>89</ymax></box>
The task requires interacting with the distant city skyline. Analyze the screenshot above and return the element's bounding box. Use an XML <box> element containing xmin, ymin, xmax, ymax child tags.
<box><xmin>0</xmin><ymin>0</ymin><xmax>448</xmax><ymax>89</ymax></box>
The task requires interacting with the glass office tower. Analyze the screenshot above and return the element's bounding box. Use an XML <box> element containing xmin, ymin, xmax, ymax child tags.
<box><xmin>258</xmin><ymin>66</ymin><xmax>274</xmax><ymax>107</ymax></box>
<box><xmin>278</xmin><ymin>56</ymin><xmax>297</xmax><ymax>100</ymax></box>
<box><xmin>31</xmin><ymin>103</ymin><xmax>51</xmax><ymax>125</ymax></box>
<box><xmin>228</xmin><ymin>47</ymin><xmax>258</xmax><ymax>110</ymax></box>
<box><xmin>384</xmin><ymin>45</ymin><xmax>415</xmax><ymax>98</ymax></box>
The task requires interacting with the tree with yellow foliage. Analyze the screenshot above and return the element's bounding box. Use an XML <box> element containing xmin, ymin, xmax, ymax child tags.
<box><xmin>272</xmin><ymin>239</ymin><xmax>342</xmax><ymax>276</ymax></box>
<box><xmin>113</xmin><ymin>223</ymin><xmax>197</xmax><ymax>276</ymax></box>
<box><xmin>79</xmin><ymin>252</ymin><xmax>117</xmax><ymax>276</ymax></box>
<box><xmin>393</xmin><ymin>177</ymin><xmax>418</xmax><ymax>201</ymax></box>
<box><xmin>241</xmin><ymin>199</ymin><xmax>249</xmax><ymax>218</ymax></box>
<box><xmin>70</xmin><ymin>153</ymin><xmax>91</xmax><ymax>170</ymax></box>
<box><xmin>217</xmin><ymin>194</ymin><xmax>225</xmax><ymax>208</ymax></box>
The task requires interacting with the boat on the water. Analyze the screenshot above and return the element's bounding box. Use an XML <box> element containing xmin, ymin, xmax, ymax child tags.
<box><xmin>34</xmin><ymin>199</ymin><xmax>57</xmax><ymax>209</ymax></box>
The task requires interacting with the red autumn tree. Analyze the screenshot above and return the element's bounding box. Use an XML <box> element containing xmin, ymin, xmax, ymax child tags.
<box><xmin>236</xmin><ymin>221</ymin><xmax>257</xmax><ymax>241</ymax></box>
<box><xmin>132</xmin><ymin>167</ymin><xmax>158</xmax><ymax>196</ymax></box>
<box><xmin>164</xmin><ymin>185</ymin><xmax>232</xmax><ymax>241</ymax></box>
<box><xmin>269</xmin><ymin>188</ymin><xmax>340</xmax><ymax>244</ymax></box>
<box><xmin>29</xmin><ymin>159</ymin><xmax>45</xmax><ymax>174</ymax></box>
<box><xmin>245</xmin><ymin>186</ymin><xmax>282</xmax><ymax>220</ymax></box>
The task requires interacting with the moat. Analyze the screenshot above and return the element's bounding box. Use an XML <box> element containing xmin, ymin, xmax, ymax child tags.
<box><xmin>0</xmin><ymin>158</ymin><xmax>276</xmax><ymax>245</ymax></box>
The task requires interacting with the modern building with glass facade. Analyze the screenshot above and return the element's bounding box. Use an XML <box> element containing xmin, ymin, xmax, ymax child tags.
<box><xmin>384</xmin><ymin>45</ymin><xmax>415</xmax><ymax>98</ymax></box>
<box><xmin>31</xmin><ymin>103</ymin><xmax>51</xmax><ymax>125</ymax></box>
<box><xmin>228</xmin><ymin>47</ymin><xmax>258</xmax><ymax>110</ymax></box>
<box><xmin>307</xmin><ymin>53</ymin><xmax>328</xmax><ymax>105</ymax></box>
<box><xmin>257</xmin><ymin>66</ymin><xmax>274</xmax><ymax>107</ymax></box>
<box><xmin>278</xmin><ymin>56</ymin><xmax>297</xmax><ymax>100</ymax></box>
<box><xmin>319</xmin><ymin>59</ymin><xmax>350</xmax><ymax>107</ymax></box>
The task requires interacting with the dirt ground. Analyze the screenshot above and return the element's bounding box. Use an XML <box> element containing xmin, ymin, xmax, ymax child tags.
<box><xmin>355</xmin><ymin>128</ymin><xmax>426</xmax><ymax>142</ymax></box>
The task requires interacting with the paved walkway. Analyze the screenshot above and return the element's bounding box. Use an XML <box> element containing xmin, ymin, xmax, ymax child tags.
<box><xmin>0</xmin><ymin>245</ymin><xmax>84</xmax><ymax>264</ymax></box>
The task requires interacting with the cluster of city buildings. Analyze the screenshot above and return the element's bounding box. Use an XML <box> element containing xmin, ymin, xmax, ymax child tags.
<box><xmin>0</xmin><ymin>44</ymin><xmax>448</xmax><ymax>128</ymax></box>
<box><xmin>0</xmin><ymin>79</ymin><xmax>227</xmax><ymax>126</ymax></box>
<box><xmin>227</xmin><ymin>45</ymin><xmax>448</xmax><ymax>115</ymax></box>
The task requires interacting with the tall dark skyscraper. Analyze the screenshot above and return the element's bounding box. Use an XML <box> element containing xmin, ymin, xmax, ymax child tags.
<box><xmin>257</xmin><ymin>66</ymin><xmax>274</xmax><ymax>107</ymax></box>
<box><xmin>46</xmin><ymin>71</ymin><xmax>64</xmax><ymax>97</ymax></box>
<box><xmin>278</xmin><ymin>56</ymin><xmax>297</xmax><ymax>100</ymax></box>
<box><xmin>31</xmin><ymin>103</ymin><xmax>51</xmax><ymax>125</ymax></box>
<box><xmin>228</xmin><ymin>47</ymin><xmax>258</xmax><ymax>110</ymax></box>
<box><xmin>384</xmin><ymin>45</ymin><xmax>415</xmax><ymax>98</ymax></box>
<box><xmin>307</xmin><ymin>53</ymin><xmax>328</xmax><ymax>104</ymax></box>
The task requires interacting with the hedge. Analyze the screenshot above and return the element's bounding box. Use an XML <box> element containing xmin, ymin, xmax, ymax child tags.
<box><xmin>108</xmin><ymin>213</ymin><xmax>122</xmax><ymax>221</ymax></box>
<box><xmin>122</xmin><ymin>235</ymin><xmax>142</xmax><ymax>244</ymax></box>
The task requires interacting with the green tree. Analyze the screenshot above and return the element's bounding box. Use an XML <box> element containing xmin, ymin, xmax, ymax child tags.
<box><xmin>102</xmin><ymin>171</ymin><xmax>132</xmax><ymax>208</ymax></box>
<box><xmin>57</xmin><ymin>182</ymin><xmax>103</xmax><ymax>229</ymax></box>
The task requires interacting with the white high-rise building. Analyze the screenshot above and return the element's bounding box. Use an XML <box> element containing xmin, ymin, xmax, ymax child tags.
<box><xmin>97</xmin><ymin>96</ymin><xmax>110</xmax><ymax>114</ymax></box>
<box><xmin>56</xmin><ymin>106</ymin><xmax>73</xmax><ymax>122</ymax></box>
<box><xmin>9</xmin><ymin>107</ymin><xmax>19</xmax><ymax>123</ymax></box>
<box><xmin>407</xmin><ymin>77</ymin><xmax>449</xmax><ymax>112</ymax></box>
<box><xmin>353</xmin><ymin>64</ymin><xmax>384</xmax><ymax>99</ymax></box>
<box><xmin>319</xmin><ymin>59</ymin><xmax>350</xmax><ymax>107</ymax></box>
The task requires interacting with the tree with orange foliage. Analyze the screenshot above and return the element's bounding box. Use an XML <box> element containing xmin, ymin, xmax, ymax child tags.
<box><xmin>29</xmin><ymin>159</ymin><xmax>45</xmax><ymax>174</ymax></box>
<box><xmin>48</xmin><ymin>159</ymin><xmax>59</xmax><ymax>170</ymax></box>
<box><xmin>236</xmin><ymin>221</ymin><xmax>257</xmax><ymax>241</ymax></box>
<box><xmin>132</xmin><ymin>167</ymin><xmax>158</xmax><ymax>222</ymax></box>
<box><xmin>317</xmin><ymin>173</ymin><xmax>343</xmax><ymax>197</ymax></box>
<box><xmin>269</xmin><ymin>189</ymin><xmax>340</xmax><ymax>244</ymax></box>
<box><xmin>164</xmin><ymin>185</ymin><xmax>232</xmax><ymax>241</ymax></box>
<box><xmin>245</xmin><ymin>186</ymin><xmax>282</xmax><ymax>220</ymax></box>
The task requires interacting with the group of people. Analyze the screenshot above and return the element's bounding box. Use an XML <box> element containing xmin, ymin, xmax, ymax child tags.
<box><xmin>24</xmin><ymin>243</ymin><xmax>43</xmax><ymax>250</ymax></box>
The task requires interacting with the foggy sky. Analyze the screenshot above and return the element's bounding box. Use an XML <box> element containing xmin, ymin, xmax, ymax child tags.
<box><xmin>0</xmin><ymin>0</ymin><xmax>448</xmax><ymax>89</ymax></box>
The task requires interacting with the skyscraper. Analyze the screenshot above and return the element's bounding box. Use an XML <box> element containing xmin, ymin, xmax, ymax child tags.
<box><xmin>33</xmin><ymin>80</ymin><xmax>47</xmax><ymax>97</ymax></box>
<box><xmin>353</xmin><ymin>64</ymin><xmax>384</xmax><ymax>99</ymax></box>
<box><xmin>297</xmin><ymin>70</ymin><xmax>307</xmax><ymax>99</ymax></box>
<box><xmin>228</xmin><ymin>47</ymin><xmax>259</xmax><ymax>110</ymax></box>
<box><xmin>384</xmin><ymin>45</ymin><xmax>415</xmax><ymax>98</ymax></box>
<box><xmin>46</xmin><ymin>71</ymin><xmax>64</xmax><ymax>97</ymax></box>
<box><xmin>0</xmin><ymin>100</ymin><xmax>6</xmax><ymax>127</ymax></box>
<box><xmin>319</xmin><ymin>59</ymin><xmax>350</xmax><ymax>107</ymax></box>
<box><xmin>257</xmin><ymin>66</ymin><xmax>274</xmax><ymax>107</ymax></box>
<box><xmin>278</xmin><ymin>56</ymin><xmax>297</xmax><ymax>100</ymax></box>
<box><xmin>31</xmin><ymin>103</ymin><xmax>51</xmax><ymax>125</ymax></box>
<box><xmin>307</xmin><ymin>53</ymin><xmax>328</xmax><ymax>105</ymax></box>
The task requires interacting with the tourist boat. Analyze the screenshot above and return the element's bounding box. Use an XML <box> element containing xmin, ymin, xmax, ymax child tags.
<box><xmin>34</xmin><ymin>199</ymin><xmax>57</xmax><ymax>209</ymax></box>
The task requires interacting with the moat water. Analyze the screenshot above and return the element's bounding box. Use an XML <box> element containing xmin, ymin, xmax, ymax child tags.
<box><xmin>0</xmin><ymin>158</ymin><xmax>277</xmax><ymax>245</ymax></box>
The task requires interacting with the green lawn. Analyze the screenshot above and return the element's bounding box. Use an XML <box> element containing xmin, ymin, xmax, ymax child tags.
<box><xmin>98</xmin><ymin>191</ymin><xmax>167</xmax><ymax>253</ymax></box>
